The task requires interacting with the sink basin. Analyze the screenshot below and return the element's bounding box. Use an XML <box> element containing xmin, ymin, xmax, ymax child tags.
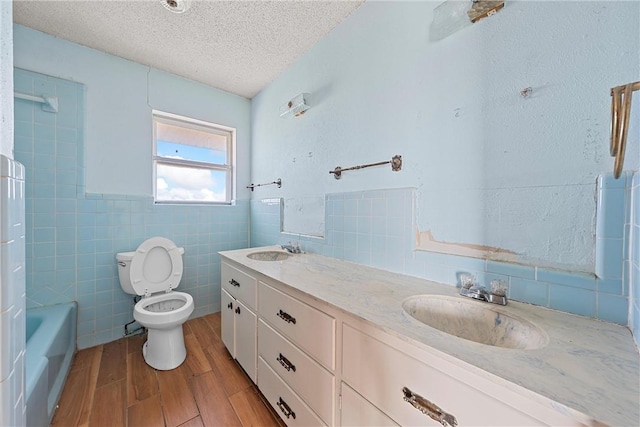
<box><xmin>246</xmin><ymin>251</ymin><xmax>292</xmax><ymax>261</ymax></box>
<box><xmin>402</xmin><ymin>295</ymin><xmax>548</xmax><ymax>350</ymax></box>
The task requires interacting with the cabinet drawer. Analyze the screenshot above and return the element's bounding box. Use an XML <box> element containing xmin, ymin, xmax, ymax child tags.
<box><xmin>221</xmin><ymin>262</ymin><xmax>257</xmax><ymax>309</ymax></box>
<box><xmin>342</xmin><ymin>323</ymin><xmax>541</xmax><ymax>426</ymax></box>
<box><xmin>258</xmin><ymin>356</ymin><xmax>325</xmax><ymax>427</ymax></box>
<box><xmin>259</xmin><ymin>281</ymin><xmax>335</xmax><ymax>370</ymax></box>
<box><xmin>259</xmin><ymin>320</ymin><xmax>334</xmax><ymax>424</ymax></box>
<box><xmin>341</xmin><ymin>382</ymin><xmax>398</xmax><ymax>427</ymax></box>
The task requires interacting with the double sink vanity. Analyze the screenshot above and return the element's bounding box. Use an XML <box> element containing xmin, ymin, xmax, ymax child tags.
<box><xmin>219</xmin><ymin>246</ymin><xmax>639</xmax><ymax>426</ymax></box>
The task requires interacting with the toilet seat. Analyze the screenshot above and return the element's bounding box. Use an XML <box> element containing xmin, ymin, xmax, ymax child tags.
<box><xmin>134</xmin><ymin>291</ymin><xmax>194</xmax><ymax>329</ymax></box>
<box><xmin>130</xmin><ymin>237</ymin><xmax>183</xmax><ymax>296</ymax></box>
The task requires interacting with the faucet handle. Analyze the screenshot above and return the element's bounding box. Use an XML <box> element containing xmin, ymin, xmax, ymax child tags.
<box><xmin>460</xmin><ymin>274</ymin><xmax>476</xmax><ymax>289</ymax></box>
<box><xmin>490</xmin><ymin>279</ymin><xmax>507</xmax><ymax>297</ymax></box>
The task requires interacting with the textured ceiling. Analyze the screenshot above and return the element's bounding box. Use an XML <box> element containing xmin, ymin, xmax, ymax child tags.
<box><xmin>13</xmin><ymin>0</ymin><xmax>365</xmax><ymax>98</ymax></box>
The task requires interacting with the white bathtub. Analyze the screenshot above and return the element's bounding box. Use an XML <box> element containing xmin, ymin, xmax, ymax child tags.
<box><xmin>25</xmin><ymin>302</ymin><xmax>77</xmax><ymax>427</ymax></box>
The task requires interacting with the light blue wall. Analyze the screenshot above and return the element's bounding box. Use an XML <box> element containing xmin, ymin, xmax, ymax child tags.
<box><xmin>13</xmin><ymin>24</ymin><xmax>252</xmax><ymax>199</ymax></box>
<box><xmin>13</xmin><ymin>26</ymin><xmax>252</xmax><ymax>349</ymax></box>
<box><xmin>250</xmin><ymin>2</ymin><xmax>638</xmax><ymax>326</ymax></box>
<box><xmin>251</xmin><ymin>1</ymin><xmax>640</xmax><ymax>273</ymax></box>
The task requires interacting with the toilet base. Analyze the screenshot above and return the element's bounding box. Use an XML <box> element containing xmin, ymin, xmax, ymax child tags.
<box><xmin>142</xmin><ymin>325</ymin><xmax>187</xmax><ymax>370</ymax></box>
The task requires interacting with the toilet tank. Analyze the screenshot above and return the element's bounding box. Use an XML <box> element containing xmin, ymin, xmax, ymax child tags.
<box><xmin>116</xmin><ymin>247</ymin><xmax>185</xmax><ymax>295</ymax></box>
<box><xmin>116</xmin><ymin>251</ymin><xmax>136</xmax><ymax>295</ymax></box>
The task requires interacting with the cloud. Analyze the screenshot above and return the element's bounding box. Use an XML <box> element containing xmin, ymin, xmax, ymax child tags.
<box><xmin>156</xmin><ymin>186</ymin><xmax>226</xmax><ymax>202</ymax></box>
<box><xmin>156</xmin><ymin>165</ymin><xmax>226</xmax><ymax>202</ymax></box>
<box><xmin>157</xmin><ymin>164</ymin><xmax>216</xmax><ymax>190</ymax></box>
<box><xmin>157</xmin><ymin>178</ymin><xmax>168</xmax><ymax>191</ymax></box>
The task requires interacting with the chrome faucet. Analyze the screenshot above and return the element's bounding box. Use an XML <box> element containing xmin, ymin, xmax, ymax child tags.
<box><xmin>281</xmin><ymin>242</ymin><xmax>302</xmax><ymax>254</ymax></box>
<box><xmin>459</xmin><ymin>277</ymin><xmax>508</xmax><ymax>305</ymax></box>
<box><xmin>460</xmin><ymin>286</ymin><xmax>507</xmax><ymax>305</ymax></box>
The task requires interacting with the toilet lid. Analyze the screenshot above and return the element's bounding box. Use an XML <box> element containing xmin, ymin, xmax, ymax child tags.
<box><xmin>129</xmin><ymin>237</ymin><xmax>183</xmax><ymax>296</ymax></box>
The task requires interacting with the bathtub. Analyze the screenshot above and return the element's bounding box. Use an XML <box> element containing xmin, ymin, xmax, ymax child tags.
<box><xmin>25</xmin><ymin>302</ymin><xmax>77</xmax><ymax>427</ymax></box>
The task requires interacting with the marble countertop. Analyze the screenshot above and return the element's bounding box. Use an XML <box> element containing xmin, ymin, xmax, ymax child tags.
<box><xmin>219</xmin><ymin>246</ymin><xmax>640</xmax><ymax>426</ymax></box>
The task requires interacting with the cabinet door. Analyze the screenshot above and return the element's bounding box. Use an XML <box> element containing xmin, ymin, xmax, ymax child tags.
<box><xmin>235</xmin><ymin>299</ymin><xmax>257</xmax><ymax>383</ymax></box>
<box><xmin>341</xmin><ymin>382</ymin><xmax>398</xmax><ymax>427</ymax></box>
<box><xmin>221</xmin><ymin>288</ymin><xmax>235</xmax><ymax>358</ymax></box>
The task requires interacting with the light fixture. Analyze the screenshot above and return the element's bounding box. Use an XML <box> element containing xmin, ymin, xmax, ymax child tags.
<box><xmin>161</xmin><ymin>0</ymin><xmax>191</xmax><ymax>14</ymax></box>
<box><xmin>430</xmin><ymin>0</ymin><xmax>504</xmax><ymax>41</ymax></box>
<box><xmin>280</xmin><ymin>93</ymin><xmax>311</xmax><ymax>118</ymax></box>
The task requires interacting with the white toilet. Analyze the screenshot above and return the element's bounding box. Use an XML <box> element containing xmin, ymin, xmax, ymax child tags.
<box><xmin>116</xmin><ymin>236</ymin><xmax>194</xmax><ymax>370</ymax></box>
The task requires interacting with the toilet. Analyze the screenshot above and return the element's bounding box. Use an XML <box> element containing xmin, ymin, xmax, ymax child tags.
<box><xmin>116</xmin><ymin>236</ymin><xmax>194</xmax><ymax>370</ymax></box>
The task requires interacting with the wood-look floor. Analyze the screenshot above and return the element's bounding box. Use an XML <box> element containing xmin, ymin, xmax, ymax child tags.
<box><xmin>52</xmin><ymin>313</ymin><xmax>284</xmax><ymax>427</ymax></box>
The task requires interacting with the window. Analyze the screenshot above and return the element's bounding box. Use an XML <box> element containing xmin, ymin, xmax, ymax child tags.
<box><xmin>153</xmin><ymin>111</ymin><xmax>235</xmax><ymax>204</ymax></box>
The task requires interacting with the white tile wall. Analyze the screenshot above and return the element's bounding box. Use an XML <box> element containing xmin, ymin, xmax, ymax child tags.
<box><xmin>0</xmin><ymin>155</ymin><xmax>26</xmax><ymax>426</ymax></box>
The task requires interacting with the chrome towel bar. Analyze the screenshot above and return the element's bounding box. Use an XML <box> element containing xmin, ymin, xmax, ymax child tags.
<box><xmin>330</xmin><ymin>155</ymin><xmax>402</xmax><ymax>180</ymax></box>
<box><xmin>246</xmin><ymin>178</ymin><xmax>282</xmax><ymax>191</ymax></box>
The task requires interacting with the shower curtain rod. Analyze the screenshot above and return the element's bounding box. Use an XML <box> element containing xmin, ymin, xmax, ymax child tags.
<box><xmin>14</xmin><ymin>92</ymin><xmax>59</xmax><ymax>113</ymax></box>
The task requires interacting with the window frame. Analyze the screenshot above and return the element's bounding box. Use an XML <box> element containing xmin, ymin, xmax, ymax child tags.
<box><xmin>152</xmin><ymin>110</ymin><xmax>236</xmax><ymax>205</ymax></box>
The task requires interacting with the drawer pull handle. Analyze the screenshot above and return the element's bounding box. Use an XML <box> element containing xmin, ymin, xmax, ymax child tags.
<box><xmin>276</xmin><ymin>353</ymin><xmax>297</xmax><ymax>372</ymax></box>
<box><xmin>229</xmin><ymin>279</ymin><xmax>240</xmax><ymax>287</ymax></box>
<box><xmin>227</xmin><ymin>302</ymin><xmax>233</xmax><ymax>310</ymax></box>
<box><xmin>276</xmin><ymin>397</ymin><xmax>296</xmax><ymax>420</ymax></box>
<box><xmin>277</xmin><ymin>309</ymin><xmax>296</xmax><ymax>324</ymax></box>
<box><xmin>235</xmin><ymin>306</ymin><xmax>241</xmax><ymax>314</ymax></box>
<box><xmin>402</xmin><ymin>387</ymin><xmax>457</xmax><ymax>427</ymax></box>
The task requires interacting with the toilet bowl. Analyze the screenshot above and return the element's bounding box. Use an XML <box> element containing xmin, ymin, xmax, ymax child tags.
<box><xmin>117</xmin><ymin>236</ymin><xmax>194</xmax><ymax>370</ymax></box>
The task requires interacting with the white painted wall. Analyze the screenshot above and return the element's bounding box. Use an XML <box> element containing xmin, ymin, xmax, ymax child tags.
<box><xmin>13</xmin><ymin>25</ymin><xmax>252</xmax><ymax>199</ymax></box>
<box><xmin>251</xmin><ymin>1</ymin><xmax>640</xmax><ymax>273</ymax></box>
<box><xmin>0</xmin><ymin>1</ymin><xmax>13</xmax><ymax>158</ymax></box>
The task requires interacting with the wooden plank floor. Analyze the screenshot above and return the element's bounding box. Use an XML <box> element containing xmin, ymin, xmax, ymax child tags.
<box><xmin>52</xmin><ymin>313</ymin><xmax>284</xmax><ymax>427</ymax></box>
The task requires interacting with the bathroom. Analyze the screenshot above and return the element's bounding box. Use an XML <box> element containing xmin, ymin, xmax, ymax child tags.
<box><xmin>1</xmin><ymin>0</ymin><xmax>639</xmax><ymax>425</ymax></box>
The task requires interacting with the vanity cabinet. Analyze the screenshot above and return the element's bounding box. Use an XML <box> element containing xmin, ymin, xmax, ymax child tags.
<box><xmin>258</xmin><ymin>281</ymin><xmax>336</xmax><ymax>425</ymax></box>
<box><xmin>221</xmin><ymin>262</ymin><xmax>257</xmax><ymax>382</ymax></box>
<box><xmin>219</xmin><ymin>250</ymin><xmax>599</xmax><ymax>427</ymax></box>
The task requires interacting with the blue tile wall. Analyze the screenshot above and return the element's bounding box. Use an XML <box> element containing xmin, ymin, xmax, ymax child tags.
<box><xmin>14</xmin><ymin>68</ymin><xmax>249</xmax><ymax>349</ymax></box>
<box><xmin>251</xmin><ymin>179</ymin><xmax>632</xmax><ymax>326</ymax></box>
